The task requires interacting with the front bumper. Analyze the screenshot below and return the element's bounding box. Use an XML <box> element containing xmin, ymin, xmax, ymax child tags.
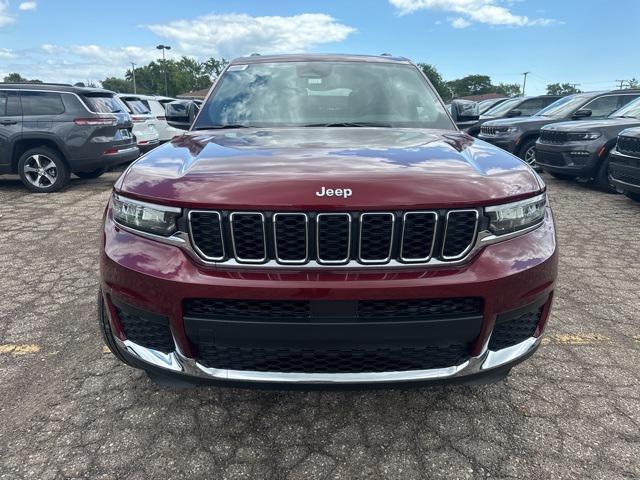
<box><xmin>100</xmin><ymin>208</ymin><xmax>557</xmax><ymax>386</ymax></box>
<box><xmin>609</xmin><ymin>149</ymin><xmax>640</xmax><ymax>194</ymax></box>
<box><xmin>477</xmin><ymin>134</ymin><xmax>519</xmax><ymax>154</ymax></box>
<box><xmin>536</xmin><ymin>142</ymin><xmax>602</xmax><ymax>176</ymax></box>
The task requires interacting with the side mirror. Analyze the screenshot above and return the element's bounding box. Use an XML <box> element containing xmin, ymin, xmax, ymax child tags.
<box><xmin>507</xmin><ymin>109</ymin><xmax>523</xmax><ymax>117</ymax></box>
<box><xmin>165</xmin><ymin>100</ymin><xmax>200</xmax><ymax>130</ymax></box>
<box><xmin>451</xmin><ymin>99</ymin><xmax>480</xmax><ymax>128</ymax></box>
<box><xmin>573</xmin><ymin>109</ymin><xmax>592</xmax><ymax>119</ymax></box>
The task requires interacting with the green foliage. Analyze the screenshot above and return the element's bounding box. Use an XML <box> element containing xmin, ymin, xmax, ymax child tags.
<box><xmin>3</xmin><ymin>72</ymin><xmax>42</xmax><ymax>83</ymax></box>
<box><xmin>447</xmin><ymin>74</ymin><xmax>493</xmax><ymax>97</ymax></box>
<box><xmin>101</xmin><ymin>77</ymin><xmax>134</xmax><ymax>93</ymax></box>
<box><xmin>494</xmin><ymin>83</ymin><xmax>522</xmax><ymax>97</ymax></box>
<box><xmin>418</xmin><ymin>63</ymin><xmax>451</xmax><ymax>100</ymax></box>
<box><xmin>546</xmin><ymin>83</ymin><xmax>582</xmax><ymax>95</ymax></box>
<box><xmin>627</xmin><ymin>78</ymin><xmax>639</xmax><ymax>89</ymax></box>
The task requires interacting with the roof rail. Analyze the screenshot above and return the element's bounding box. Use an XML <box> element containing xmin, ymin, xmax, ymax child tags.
<box><xmin>380</xmin><ymin>53</ymin><xmax>393</xmax><ymax>56</ymax></box>
<box><xmin>249</xmin><ymin>53</ymin><xmax>261</xmax><ymax>57</ymax></box>
<box><xmin>0</xmin><ymin>82</ymin><xmax>74</xmax><ymax>87</ymax></box>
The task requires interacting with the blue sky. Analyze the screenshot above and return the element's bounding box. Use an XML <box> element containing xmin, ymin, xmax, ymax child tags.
<box><xmin>0</xmin><ymin>0</ymin><xmax>638</xmax><ymax>95</ymax></box>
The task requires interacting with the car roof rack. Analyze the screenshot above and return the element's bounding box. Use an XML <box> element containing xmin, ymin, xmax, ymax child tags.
<box><xmin>0</xmin><ymin>82</ymin><xmax>73</xmax><ymax>87</ymax></box>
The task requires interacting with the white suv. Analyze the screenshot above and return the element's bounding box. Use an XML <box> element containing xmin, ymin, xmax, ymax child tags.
<box><xmin>115</xmin><ymin>94</ymin><xmax>160</xmax><ymax>151</ymax></box>
<box><xmin>138</xmin><ymin>95</ymin><xmax>184</xmax><ymax>142</ymax></box>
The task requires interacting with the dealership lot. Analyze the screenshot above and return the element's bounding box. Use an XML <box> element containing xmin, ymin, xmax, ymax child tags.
<box><xmin>0</xmin><ymin>173</ymin><xmax>638</xmax><ymax>480</ymax></box>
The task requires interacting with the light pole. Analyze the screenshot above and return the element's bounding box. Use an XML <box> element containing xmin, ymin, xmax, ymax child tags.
<box><xmin>130</xmin><ymin>62</ymin><xmax>137</xmax><ymax>94</ymax></box>
<box><xmin>521</xmin><ymin>71</ymin><xmax>530</xmax><ymax>96</ymax></box>
<box><xmin>156</xmin><ymin>44</ymin><xmax>171</xmax><ymax>96</ymax></box>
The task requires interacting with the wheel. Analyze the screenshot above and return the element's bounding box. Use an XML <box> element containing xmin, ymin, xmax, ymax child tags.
<box><xmin>546</xmin><ymin>171</ymin><xmax>576</xmax><ymax>181</ymax></box>
<box><xmin>98</xmin><ymin>289</ymin><xmax>133</xmax><ymax>366</ymax></box>
<box><xmin>624</xmin><ymin>192</ymin><xmax>640</xmax><ymax>202</ymax></box>
<box><xmin>593</xmin><ymin>155</ymin><xmax>617</xmax><ymax>193</ymax></box>
<box><xmin>75</xmin><ymin>168</ymin><xmax>107</xmax><ymax>179</ymax></box>
<box><xmin>17</xmin><ymin>147</ymin><xmax>70</xmax><ymax>193</ymax></box>
<box><xmin>518</xmin><ymin>139</ymin><xmax>538</xmax><ymax>168</ymax></box>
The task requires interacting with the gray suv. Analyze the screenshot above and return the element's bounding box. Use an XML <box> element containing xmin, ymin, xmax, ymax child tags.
<box><xmin>478</xmin><ymin>90</ymin><xmax>640</xmax><ymax>168</ymax></box>
<box><xmin>0</xmin><ymin>83</ymin><xmax>139</xmax><ymax>192</ymax></box>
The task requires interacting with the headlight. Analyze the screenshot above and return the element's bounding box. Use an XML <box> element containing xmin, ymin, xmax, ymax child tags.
<box><xmin>112</xmin><ymin>194</ymin><xmax>181</xmax><ymax>236</ymax></box>
<box><xmin>567</xmin><ymin>132</ymin><xmax>601</xmax><ymax>141</ymax></box>
<box><xmin>485</xmin><ymin>193</ymin><xmax>547</xmax><ymax>235</ymax></box>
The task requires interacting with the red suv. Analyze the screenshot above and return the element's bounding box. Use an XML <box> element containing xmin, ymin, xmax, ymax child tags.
<box><xmin>99</xmin><ymin>54</ymin><xmax>557</xmax><ymax>388</ymax></box>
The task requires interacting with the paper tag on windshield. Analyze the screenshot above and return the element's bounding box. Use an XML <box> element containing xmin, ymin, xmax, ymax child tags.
<box><xmin>228</xmin><ymin>65</ymin><xmax>248</xmax><ymax>71</ymax></box>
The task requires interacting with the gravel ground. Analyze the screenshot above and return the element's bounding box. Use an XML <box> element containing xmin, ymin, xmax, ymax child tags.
<box><xmin>0</xmin><ymin>171</ymin><xmax>638</xmax><ymax>480</ymax></box>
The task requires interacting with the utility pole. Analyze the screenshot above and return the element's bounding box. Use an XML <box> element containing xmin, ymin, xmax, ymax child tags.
<box><xmin>130</xmin><ymin>62</ymin><xmax>137</xmax><ymax>94</ymax></box>
<box><xmin>615</xmin><ymin>79</ymin><xmax>627</xmax><ymax>90</ymax></box>
<box><xmin>156</xmin><ymin>45</ymin><xmax>172</xmax><ymax>96</ymax></box>
<box><xmin>521</xmin><ymin>72</ymin><xmax>530</xmax><ymax>96</ymax></box>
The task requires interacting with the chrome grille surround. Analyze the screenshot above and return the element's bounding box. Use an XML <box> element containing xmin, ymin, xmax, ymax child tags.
<box><xmin>358</xmin><ymin>212</ymin><xmax>395</xmax><ymax>264</ymax></box>
<box><xmin>273</xmin><ymin>213</ymin><xmax>309</xmax><ymax>264</ymax></box>
<box><xmin>316</xmin><ymin>213</ymin><xmax>352</xmax><ymax>265</ymax></box>
<box><xmin>229</xmin><ymin>212</ymin><xmax>267</xmax><ymax>263</ymax></box>
<box><xmin>400</xmin><ymin>211</ymin><xmax>438</xmax><ymax>263</ymax></box>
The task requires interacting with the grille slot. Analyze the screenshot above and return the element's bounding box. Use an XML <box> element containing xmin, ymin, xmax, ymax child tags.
<box><xmin>115</xmin><ymin>306</ymin><xmax>174</xmax><ymax>353</ymax></box>
<box><xmin>358</xmin><ymin>298</ymin><xmax>482</xmax><ymax>319</ymax></box>
<box><xmin>185</xmin><ymin>298</ymin><xmax>310</xmax><ymax>319</ymax></box>
<box><xmin>442</xmin><ymin>210</ymin><xmax>479</xmax><ymax>259</ymax></box>
<box><xmin>196</xmin><ymin>344</ymin><xmax>470</xmax><ymax>373</ymax></box>
<box><xmin>230</xmin><ymin>212</ymin><xmax>266</xmax><ymax>262</ymax></box>
<box><xmin>617</xmin><ymin>135</ymin><xmax>640</xmax><ymax>157</ymax></box>
<box><xmin>316</xmin><ymin>213</ymin><xmax>351</xmax><ymax>264</ymax></box>
<box><xmin>359</xmin><ymin>213</ymin><xmax>394</xmax><ymax>263</ymax></box>
<box><xmin>489</xmin><ymin>306</ymin><xmax>543</xmax><ymax>351</ymax></box>
<box><xmin>401</xmin><ymin>212</ymin><xmax>437</xmax><ymax>261</ymax></box>
<box><xmin>189</xmin><ymin>211</ymin><xmax>225</xmax><ymax>260</ymax></box>
<box><xmin>481</xmin><ymin>125</ymin><xmax>498</xmax><ymax>136</ymax></box>
<box><xmin>274</xmin><ymin>213</ymin><xmax>308</xmax><ymax>263</ymax></box>
<box><xmin>188</xmin><ymin>209</ymin><xmax>480</xmax><ymax>266</ymax></box>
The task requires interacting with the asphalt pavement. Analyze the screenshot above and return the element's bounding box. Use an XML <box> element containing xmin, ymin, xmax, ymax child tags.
<box><xmin>0</xmin><ymin>171</ymin><xmax>638</xmax><ymax>480</ymax></box>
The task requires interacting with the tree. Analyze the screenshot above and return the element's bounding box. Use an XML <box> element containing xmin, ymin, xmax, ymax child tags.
<box><xmin>494</xmin><ymin>83</ymin><xmax>521</xmax><ymax>97</ymax></box>
<box><xmin>627</xmin><ymin>78</ymin><xmax>639</xmax><ymax>89</ymax></box>
<box><xmin>101</xmin><ymin>77</ymin><xmax>134</xmax><ymax>93</ymax></box>
<box><xmin>3</xmin><ymin>72</ymin><xmax>42</xmax><ymax>83</ymax></box>
<box><xmin>203</xmin><ymin>57</ymin><xmax>229</xmax><ymax>78</ymax></box>
<box><xmin>546</xmin><ymin>83</ymin><xmax>582</xmax><ymax>95</ymax></box>
<box><xmin>447</xmin><ymin>75</ymin><xmax>493</xmax><ymax>97</ymax></box>
<box><xmin>418</xmin><ymin>63</ymin><xmax>451</xmax><ymax>100</ymax></box>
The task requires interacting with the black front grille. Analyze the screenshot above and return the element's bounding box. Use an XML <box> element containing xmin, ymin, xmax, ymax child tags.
<box><xmin>488</xmin><ymin>306</ymin><xmax>543</xmax><ymax>351</ymax></box>
<box><xmin>442</xmin><ymin>211</ymin><xmax>478</xmax><ymax>258</ymax></box>
<box><xmin>359</xmin><ymin>213</ymin><xmax>394</xmax><ymax>261</ymax></box>
<box><xmin>185</xmin><ymin>298</ymin><xmax>310</xmax><ymax>319</ymax></box>
<box><xmin>231</xmin><ymin>213</ymin><xmax>266</xmax><ymax>261</ymax></box>
<box><xmin>536</xmin><ymin>150</ymin><xmax>566</xmax><ymax>167</ymax></box>
<box><xmin>539</xmin><ymin>130</ymin><xmax>568</xmax><ymax>144</ymax></box>
<box><xmin>115</xmin><ymin>305</ymin><xmax>174</xmax><ymax>353</ymax></box>
<box><xmin>196</xmin><ymin>343</ymin><xmax>469</xmax><ymax>373</ymax></box>
<box><xmin>188</xmin><ymin>209</ymin><xmax>480</xmax><ymax>266</ymax></box>
<box><xmin>481</xmin><ymin>125</ymin><xmax>498</xmax><ymax>136</ymax></box>
<box><xmin>184</xmin><ymin>297</ymin><xmax>482</xmax><ymax>321</ymax></box>
<box><xmin>617</xmin><ymin>135</ymin><xmax>640</xmax><ymax>157</ymax></box>
<box><xmin>317</xmin><ymin>214</ymin><xmax>351</xmax><ymax>262</ymax></box>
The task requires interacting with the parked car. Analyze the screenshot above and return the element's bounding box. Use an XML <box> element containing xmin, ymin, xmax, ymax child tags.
<box><xmin>609</xmin><ymin>126</ymin><xmax>640</xmax><ymax>202</ymax></box>
<box><xmin>137</xmin><ymin>95</ymin><xmax>184</xmax><ymax>142</ymax></box>
<box><xmin>536</xmin><ymin>97</ymin><xmax>640</xmax><ymax>191</ymax></box>
<box><xmin>0</xmin><ymin>83</ymin><xmax>138</xmax><ymax>192</ymax></box>
<box><xmin>115</xmin><ymin>94</ymin><xmax>160</xmax><ymax>151</ymax></box>
<box><xmin>477</xmin><ymin>97</ymin><xmax>508</xmax><ymax>114</ymax></box>
<box><xmin>465</xmin><ymin>95</ymin><xmax>562</xmax><ymax>137</ymax></box>
<box><xmin>478</xmin><ymin>90</ymin><xmax>640</xmax><ymax>168</ymax></box>
<box><xmin>99</xmin><ymin>54</ymin><xmax>557</xmax><ymax>389</ymax></box>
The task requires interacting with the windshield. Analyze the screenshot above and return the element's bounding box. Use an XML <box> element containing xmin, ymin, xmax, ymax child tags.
<box><xmin>482</xmin><ymin>97</ymin><xmax>522</xmax><ymax>116</ymax></box>
<box><xmin>609</xmin><ymin>97</ymin><xmax>640</xmax><ymax>119</ymax></box>
<box><xmin>535</xmin><ymin>94</ymin><xmax>592</xmax><ymax>118</ymax></box>
<box><xmin>478</xmin><ymin>98</ymin><xmax>505</xmax><ymax>114</ymax></box>
<box><xmin>83</xmin><ymin>95</ymin><xmax>123</xmax><ymax>113</ymax></box>
<box><xmin>194</xmin><ymin>61</ymin><xmax>454</xmax><ymax>129</ymax></box>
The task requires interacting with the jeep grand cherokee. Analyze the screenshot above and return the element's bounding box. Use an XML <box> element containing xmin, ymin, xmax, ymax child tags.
<box><xmin>99</xmin><ymin>54</ymin><xmax>558</xmax><ymax>388</ymax></box>
<box><xmin>609</xmin><ymin>126</ymin><xmax>640</xmax><ymax>202</ymax></box>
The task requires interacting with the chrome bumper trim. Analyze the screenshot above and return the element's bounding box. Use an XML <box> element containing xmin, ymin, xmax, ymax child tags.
<box><xmin>115</xmin><ymin>335</ymin><xmax>542</xmax><ymax>385</ymax></box>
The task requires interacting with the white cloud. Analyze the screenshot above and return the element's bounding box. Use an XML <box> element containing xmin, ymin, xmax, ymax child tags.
<box><xmin>19</xmin><ymin>1</ymin><xmax>37</xmax><ymax>11</ymax></box>
<box><xmin>0</xmin><ymin>47</ymin><xmax>15</xmax><ymax>59</ymax></box>
<box><xmin>0</xmin><ymin>0</ymin><xmax>14</xmax><ymax>27</ymax></box>
<box><xmin>450</xmin><ymin>17</ymin><xmax>471</xmax><ymax>28</ymax></box>
<box><xmin>389</xmin><ymin>0</ymin><xmax>559</xmax><ymax>27</ymax></box>
<box><xmin>147</xmin><ymin>13</ymin><xmax>356</xmax><ymax>58</ymax></box>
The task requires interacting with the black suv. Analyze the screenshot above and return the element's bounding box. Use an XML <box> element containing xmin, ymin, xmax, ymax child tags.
<box><xmin>536</xmin><ymin>98</ymin><xmax>640</xmax><ymax>190</ymax></box>
<box><xmin>465</xmin><ymin>95</ymin><xmax>562</xmax><ymax>137</ymax></box>
<box><xmin>478</xmin><ymin>90</ymin><xmax>640</xmax><ymax>168</ymax></box>
<box><xmin>0</xmin><ymin>84</ymin><xmax>139</xmax><ymax>192</ymax></box>
<box><xmin>609</xmin><ymin>127</ymin><xmax>640</xmax><ymax>202</ymax></box>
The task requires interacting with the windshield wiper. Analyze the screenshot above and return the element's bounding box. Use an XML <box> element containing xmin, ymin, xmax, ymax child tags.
<box><xmin>302</xmin><ymin>122</ymin><xmax>393</xmax><ymax>128</ymax></box>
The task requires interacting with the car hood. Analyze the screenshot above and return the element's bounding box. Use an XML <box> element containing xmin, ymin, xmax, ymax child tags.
<box><xmin>542</xmin><ymin>118</ymin><xmax>640</xmax><ymax>133</ymax></box>
<box><xmin>116</xmin><ymin>128</ymin><xmax>542</xmax><ymax>210</ymax></box>
<box><xmin>619</xmin><ymin>126</ymin><xmax>640</xmax><ymax>138</ymax></box>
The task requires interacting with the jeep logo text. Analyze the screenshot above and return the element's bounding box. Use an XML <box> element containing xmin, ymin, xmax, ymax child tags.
<box><xmin>315</xmin><ymin>186</ymin><xmax>353</xmax><ymax>198</ymax></box>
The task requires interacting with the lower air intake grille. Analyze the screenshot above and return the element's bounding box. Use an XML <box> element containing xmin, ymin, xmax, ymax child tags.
<box><xmin>489</xmin><ymin>306</ymin><xmax>543</xmax><ymax>351</ymax></box>
<box><xmin>358</xmin><ymin>297</ymin><xmax>482</xmax><ymax>319</ymax></box>
<box><xmin>184</xmin><ymin>298</ymin><xmax>310</xmax><ymax>319</ymax></box>
<box><xmin>115</xmin><ymin>305</ymin><xmax>174</xmax><ymax>353</ymax></box>
<box><xmin>617</xmin><ymin>135</ymin><xmax>640</xmax><ymax>157</ymax></box>
<box><xmin>196</xmin><ymin>344</ymin><xmax>469</xmax><ymax>373</ymax></box>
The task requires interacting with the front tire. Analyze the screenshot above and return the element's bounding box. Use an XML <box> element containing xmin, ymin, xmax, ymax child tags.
<box><xmin>75</xmin><ymin>168</ymin><xmax>107</xmax><ymax>179</ymax></box>
<box><xmin>18</xmin><ymin>147</ymin><xmax>70</xmax><ymax>193</ymax></box>
<box><xmin>519</xmin><ymin>139</ymin><xmax>538</xmax><ymax>169</ymax></box>
<box><xmin>546</xmin><ymin>171</ymin><xmax>576</xmax><ymax>181</ymax></box>
<box><xmin>624</xmin><ymin>192</ymin><xmax>640</xmax><ymax>202</ymax></box>
<box><xmin>594</xmin><ymin>155</ymin><xmax>617</xmax><ymax>193</ymax></box>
